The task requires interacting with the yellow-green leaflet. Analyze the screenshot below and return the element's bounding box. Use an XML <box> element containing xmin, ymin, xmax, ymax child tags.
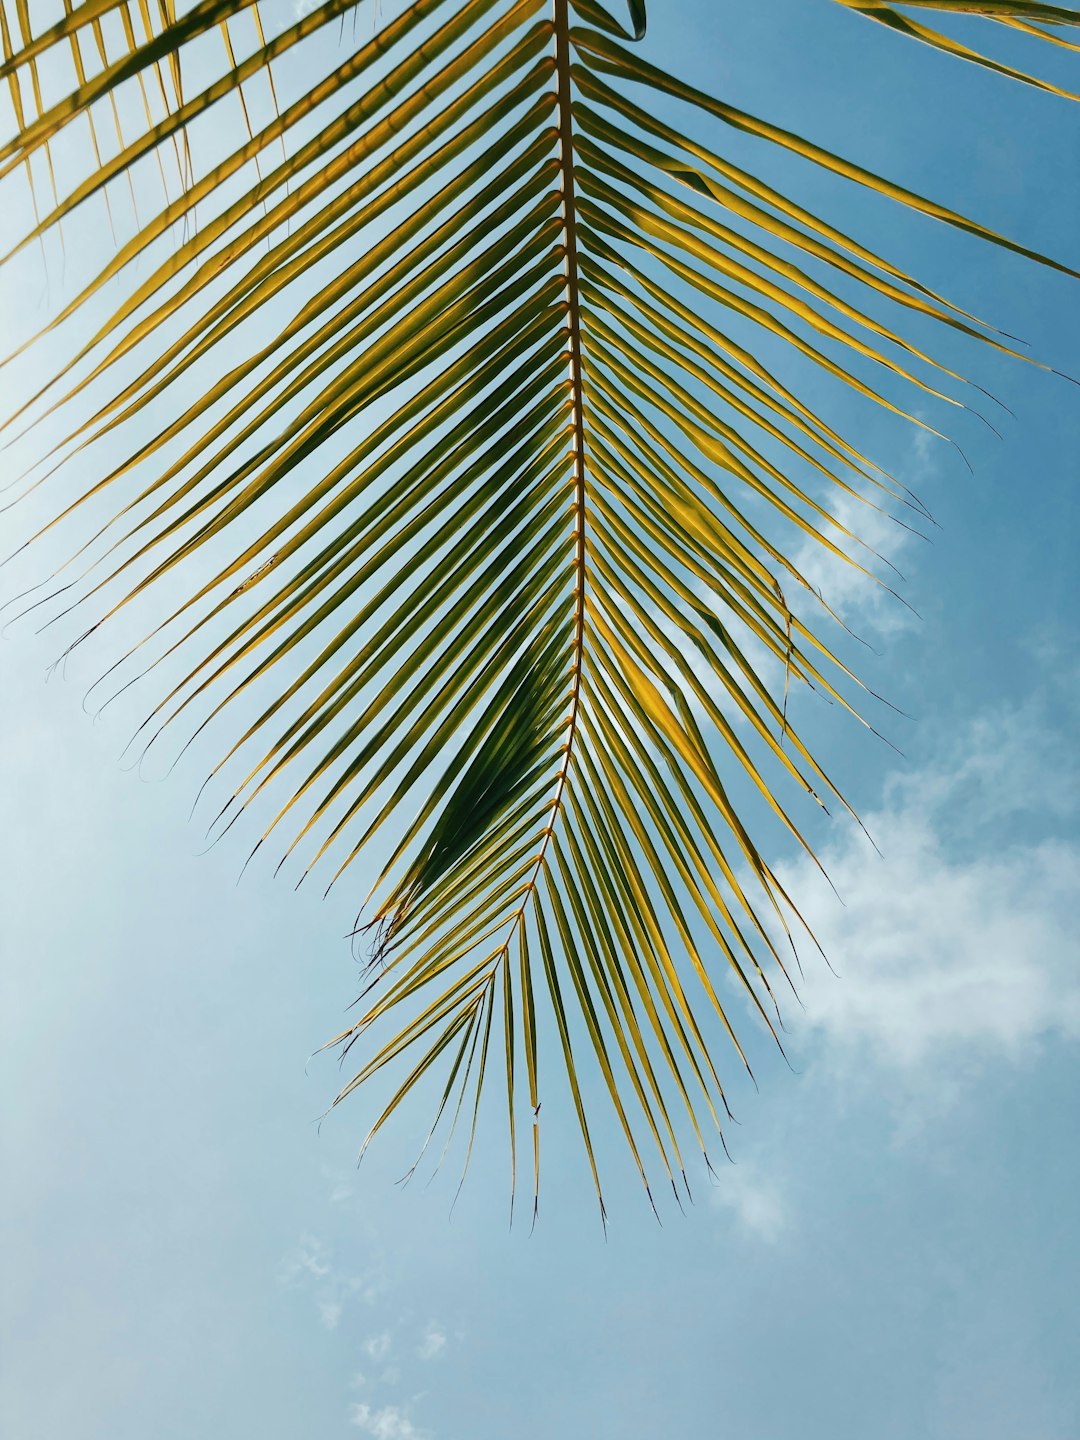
<box><xmin>833</xmin><ymin>1</ymin><xmax>1080</xmax><ymax>98</ymax></box>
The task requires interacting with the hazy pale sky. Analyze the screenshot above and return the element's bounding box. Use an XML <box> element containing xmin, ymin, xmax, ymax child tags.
<box><xmin>2</xmin><ymin>3</ymin><xmax>1078</xmax><ymax>1438</ymax></box>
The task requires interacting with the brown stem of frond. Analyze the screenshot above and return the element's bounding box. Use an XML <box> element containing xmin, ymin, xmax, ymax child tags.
<box><xmin>499</xmin><ymin>0</ymin><xmax>586</xmax><ymax>952</ymax></box>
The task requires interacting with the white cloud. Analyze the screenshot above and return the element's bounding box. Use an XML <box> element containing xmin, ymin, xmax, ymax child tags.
<box><xmin>417</xmin><ymin>1325</ymin><xmax>446</xmax><ymax>1361</ymax></box>
<box><xmin>278</xmin><ymin>1233</ymin><xmax>377</xmax><ymax>1329</ymax></box>
<box><xmin>709</xmin><ymin>1162</ymin><xmax>788</xmax><ymax>1242</ymax></box>
<box><xmin>792</xmin><ymin>488</ymin><xmax>921</xmax><ymax>640</ymax></box>
<box><xmin>277</xmin><ymin>1233</ymin><xmax>332</xmax><ymax>1286</ymax></box>
<box><xmin>362</xmin><ymin>1331</ymin><xmax>393</xmax><ymax>1363</ymax></box>
<box><xmin>790</xmin><ymin>425</ymin><xmax>943</xmax><ymax>642</ymax></box>
<box><xmin>349</xmin><ymin>1403</ymin><xmax>426</xmax><ymax>1440</ymax></box>
<box><xmin>775</xmin><ymin>695</ymin><xmax>1080</xmax><ymax>1077</ymax></box>
<box><xmin>353</xmin><ymin>1277</ymin><xmax>381</xmax><ymax>1306</ymax></box>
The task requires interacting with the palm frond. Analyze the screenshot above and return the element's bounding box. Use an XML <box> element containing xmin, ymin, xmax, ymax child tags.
<box><xmin>834</xmin><ymin>0</ymin><xmax>1080</xmax><ymax>100</ymax></box>
<box><xmin>0</xmin><ymin>0</ymin><xmax>1073</xmax><ymax>1215</ymax></box>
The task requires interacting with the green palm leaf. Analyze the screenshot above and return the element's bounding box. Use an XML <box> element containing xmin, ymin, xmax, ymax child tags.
<box><xmin>833</xmin><ymin>0</ymin><xmax>1080</xmax><ymax>99</ymax></box>
<box><xmin>0</xmin><ymin>0</ymin><xmax>1073</xmax><ymax>1215</ymax></box>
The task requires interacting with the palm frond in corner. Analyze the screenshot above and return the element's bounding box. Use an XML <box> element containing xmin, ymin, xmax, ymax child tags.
<box><xmin>0</xmin><ymin>0</ymin><xmax>1074</xmax><ymax>1217</ymax></box>
<box><xmin>833</xmin><ymin>0</ymin><xmax>1080</xmax><ymax>101</ymax></box>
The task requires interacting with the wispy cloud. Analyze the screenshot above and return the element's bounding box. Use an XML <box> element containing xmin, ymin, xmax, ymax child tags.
<box><xmin>417</xmin><ymin>1324</ymin><xmax>446</xmax><ymax>1361</ymax></box>
<box><xmin>349</xmin><ymin>1403</ymin><xmax>427</xmax><ymax>1439</ymax></box>
<box><xmin>277</xmin><ymin>1234</ymin><xmax>378</xmax><ymax>1330</ymax></box>
<box><xmin>791</xmin><ymin>429</ymin><xmax>943</xmax><ymax>641</ymax></box>
<box><xmin>362</xmin><ymin>1331</ymin><xmax>394</xmax><ymax>1363</ymax></box>
<box><xmin>792</xmin><ymin>489</ymin><xmax>921</xmax><ymax>639</ymax></box>
<box><xmin>709</xmin><ymin>1162</ymin><xmax>788</xmax><ymax>1242</ymax></box>
<box><xmin>777</xmin><ymin>690</ymin><xmax>1080</xmax><ymax>1079</ymax></box>
<box><xmin>276</xmin><ymin>1233</ymin><xmax>332</xmax><ymax>1285</ymax></box>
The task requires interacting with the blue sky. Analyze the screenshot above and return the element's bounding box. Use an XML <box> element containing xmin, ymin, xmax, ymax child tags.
<box><xmin>1</xmin><ymin>3</ymin><xmax>1079</xmax><ymax>1438</ymax></box>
